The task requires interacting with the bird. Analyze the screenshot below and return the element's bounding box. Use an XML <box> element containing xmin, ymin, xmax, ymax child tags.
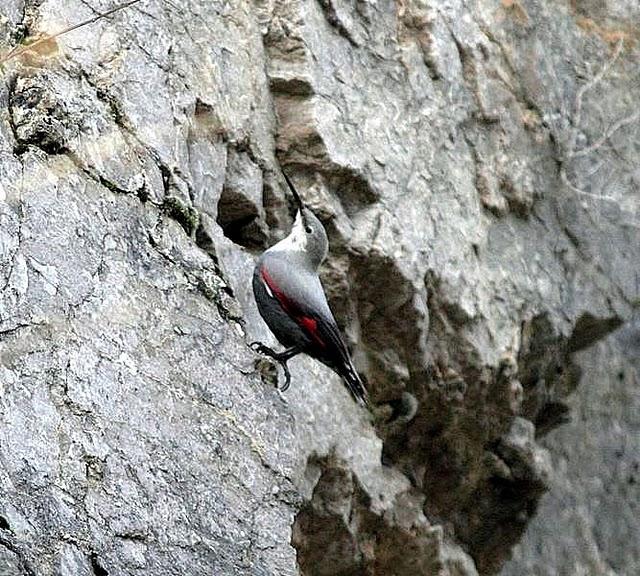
<box><xmin>250</xmin><ymin>174</ymin><xmax>370</xmax><ymax>408</ymax></box>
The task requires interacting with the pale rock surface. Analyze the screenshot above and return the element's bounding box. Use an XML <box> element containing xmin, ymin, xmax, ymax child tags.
<box><xmin>0</xmin><ymin>1</ymin><xmax>638</xmax><ymax>575</ymax></box>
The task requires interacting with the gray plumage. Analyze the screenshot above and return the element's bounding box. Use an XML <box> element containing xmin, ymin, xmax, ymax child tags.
<box><xmin>252</xmin><ymin>207</ymin><xmax>369</xmax><ymax>407</ymax></box>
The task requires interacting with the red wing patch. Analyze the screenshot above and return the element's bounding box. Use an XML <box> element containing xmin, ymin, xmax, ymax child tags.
<box><xmin>260</xmin><ymin>266</ymin><xmax>326</xmax><ymax>348</ymax></box>
<box><xmin>260</xmin><ymin>267</ymin><xmax>288</xmax><ymax>308</ymax></box>
<box><xmin>299</xmin><ymin>316</ymin><xmax>325</xmax><ymax>348</ymax></box>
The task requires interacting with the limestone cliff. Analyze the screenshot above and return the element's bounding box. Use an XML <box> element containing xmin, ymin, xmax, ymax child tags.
<box><xmin>0</xmin><ymin>1</ymin><xmax>638</xmax><ymax>574</ymax></box>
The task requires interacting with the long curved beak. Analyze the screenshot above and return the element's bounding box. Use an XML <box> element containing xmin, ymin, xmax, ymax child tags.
<box><xmin>283</xmin><ymin>172</ymin><xmax>310</xmax><ymax>228</ymax></box>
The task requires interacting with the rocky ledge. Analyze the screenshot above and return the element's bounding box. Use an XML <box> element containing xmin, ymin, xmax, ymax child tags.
<box><xmin>0</xmin><ymin>1</ymin><xmax>638</xmax><ymax>574</ymax></box>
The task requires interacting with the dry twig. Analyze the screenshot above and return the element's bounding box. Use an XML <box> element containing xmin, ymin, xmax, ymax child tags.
<box><xmin>561</xmin><ymin>39</ymin><xmax>640</xmax><ymax>208</ymax></box>
<box><xmin>0</xmin><ymin>0</ymin><xmax>144</xmax><ymax>65</ymax></box>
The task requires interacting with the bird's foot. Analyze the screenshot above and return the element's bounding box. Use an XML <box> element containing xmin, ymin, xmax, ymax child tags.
<box><xmin>279</xmin><ymin>361</ymin><xmax>291</xmax><ymax>392</ymax></box>
<box><xmin>249</xmin><ymin>341</ymin><xmax>278</xmax><ymax>357</ymax></box>
<box><xmin>249</xmin><ymin>341</ymin><xmax>292</xmax><ymax>392</ymax></box>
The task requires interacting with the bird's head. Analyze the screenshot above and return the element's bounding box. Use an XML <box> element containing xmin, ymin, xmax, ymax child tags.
<box><xmin>282</xmin><ymin>173</ymin><xmax>329</xmax><ymax>269</ymax></box>
<box><xmin>291</xmin><ymin>206</ymin><xmax>328</xmax><ymax>269</ymax></box>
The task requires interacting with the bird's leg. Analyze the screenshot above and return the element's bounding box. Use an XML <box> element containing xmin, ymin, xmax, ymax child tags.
<box><xmin>279</xmin><ymin>360</ymin><xmax>293</xmax><ymax>392</ymax></box>
<box><xmin>249</xmin><ymin>342</ymin><xmax>300</xmax><ymax>362</ymax></box>
<box><xmin>273</xmin><ymin>346</ymin><xmax>302</xmax><ymax>363</ymax></box>
<box><xmin>249</xmin><ymin>342</ymin><xmax>302</xmax><ymax>391</ymax></box>
<box><xmin>271</xmin><ymin>346</ymin><xmax>301</xmax><ymax>391</ymax></box>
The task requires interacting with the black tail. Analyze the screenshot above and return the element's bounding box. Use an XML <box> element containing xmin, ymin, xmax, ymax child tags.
<box><xmin>340</xmin><ymin>361</ymin><xmax>371</xmax><ymax>409</ymax></box>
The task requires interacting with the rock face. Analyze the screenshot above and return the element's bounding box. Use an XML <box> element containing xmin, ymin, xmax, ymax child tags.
<box><xmin>502</xmin><ymin>319</ymin><xmax>640</xmax><ymax>576</ymax></box>
<box><xmin>0</xmin><ymin>1</ymin><xmax>638</xmax><ymax>575</ymax></box>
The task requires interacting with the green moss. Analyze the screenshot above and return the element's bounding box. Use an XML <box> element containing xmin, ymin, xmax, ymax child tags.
<box><xmin>163</xmin><ymin>195</ymin><xmax>199</xmax><ymax>236</ymax></box>
<box><xmin>195</xmin><ymin>276</ymin><xmax>244</xmax><ymax>325</ymax></box>
<box><xmin>197</xmin><ymin>278</ymin><xmax>216</xmax><ymax>301</ymax></box>
<box><xmin>20</xmin><ymin>36</ymin><xmax>39</xmax><ymax>46</ymax></box>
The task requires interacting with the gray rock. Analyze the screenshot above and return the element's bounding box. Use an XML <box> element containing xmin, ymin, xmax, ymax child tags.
<box><xmin>0</xmin><ymin>0</ymin><xmax>638</xmax><ymax>575</ymax></box>
<box><xmin>502</xmin><ymin>319</ymin><xmax>640</xmax><ymax>576</ymax></box>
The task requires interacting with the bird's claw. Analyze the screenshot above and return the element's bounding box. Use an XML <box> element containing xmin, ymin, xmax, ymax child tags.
<box><xmin>279</xmin><ymin>361</ymin><xmax>291</xmax><ymax>392</ymax></box>
<box><xmin>249</xmin><ymin>341</ymin><xmax>277</xmax><ymax>357</ymax></box>
<box><xmin>250</xmin><ymin>341</ymin><xmax>292</xmax><ymax>392</ymax></box>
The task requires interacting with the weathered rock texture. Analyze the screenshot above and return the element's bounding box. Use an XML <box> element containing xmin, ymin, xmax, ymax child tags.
<box><xmin>502</xmin><ymin>318</ymin><xmax>640</xmax><ymax>576</ymax></box>
<box><xmin>0</xmin><ymin>0</ymin><xmax>638</xmax><ymax>575</ymax></box>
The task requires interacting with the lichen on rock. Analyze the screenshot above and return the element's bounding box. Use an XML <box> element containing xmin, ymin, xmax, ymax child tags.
<box><xmin>0</xmin><ymin>0</ymin><xmax>639</xmax><ymax>575</ymax></box>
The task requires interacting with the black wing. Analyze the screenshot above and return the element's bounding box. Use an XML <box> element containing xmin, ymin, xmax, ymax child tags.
<box><xmin>302</xmin><ymin>310</ymin><xmax>370</xmax><ymax>408</ymax></box>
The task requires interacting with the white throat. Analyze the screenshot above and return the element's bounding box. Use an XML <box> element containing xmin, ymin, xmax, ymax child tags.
<box><xmin>266</xmin><ymin>211</ymin><xmax>308</xmax><ymax>254</ymax></box>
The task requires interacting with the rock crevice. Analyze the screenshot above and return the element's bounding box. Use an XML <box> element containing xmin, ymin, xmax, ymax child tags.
<box><xmin>0</xmin><ymin>1</ymin><xmax>638</xmax><ymax>575</ymax></box>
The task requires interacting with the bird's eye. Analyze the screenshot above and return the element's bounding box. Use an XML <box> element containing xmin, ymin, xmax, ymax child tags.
<box><xmin>305</xmin><ymin>226</ymin><xmax>313</xmax><ymax>234</ymax></box>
